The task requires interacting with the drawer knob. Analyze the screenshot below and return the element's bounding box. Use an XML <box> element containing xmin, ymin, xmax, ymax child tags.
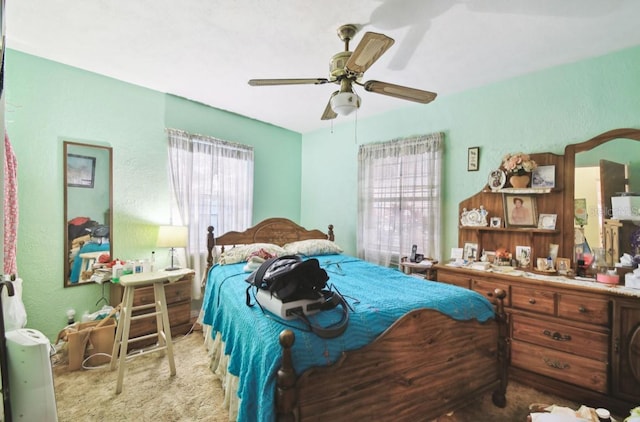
<box><xmin>543</xmin><ymin>330</ymin><xmax>572</xmax><ymax>342</ymax></box>
<box><xmin>528</xmin><ymin>298</ymin><xmax>536</xmax><ymax>304</ymax></box>
<box><xmin>578</xmin><ymin>306</ymin><xmax>587</xmax><ymax>313</ymax></box>
<box><xmin>543</xmin><ymin>357</ymin><xmax>570</xmax><ymax>370</ymax></box>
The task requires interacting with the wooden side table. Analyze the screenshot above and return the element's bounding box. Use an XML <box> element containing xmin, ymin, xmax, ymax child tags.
<box><xmin>399</xmin><ymin>257</ymin><xmax>438</xmax><ymax>280</ymax></box>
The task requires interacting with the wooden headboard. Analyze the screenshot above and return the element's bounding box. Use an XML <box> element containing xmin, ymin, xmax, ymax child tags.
<box><xmin>203</xmin><ymin>218</ymin><xmax>335</xmax><ymax>284</ymax></box>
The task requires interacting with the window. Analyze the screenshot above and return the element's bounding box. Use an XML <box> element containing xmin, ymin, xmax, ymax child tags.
<box><xmin>357</xmin><ymin>133</ymin><xmax>443</xmax><ymax>267</ymax></box>
<box><xmin>167</xmin><ymin>129</ymin><xmax>254</xmax><ymax>298</ymax></box>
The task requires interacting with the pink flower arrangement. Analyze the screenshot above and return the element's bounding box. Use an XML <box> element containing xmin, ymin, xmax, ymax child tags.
<box><xmin>501</xmin><ymin>152</ymin><xmax>537</xmax><ymax>175</ymax></box>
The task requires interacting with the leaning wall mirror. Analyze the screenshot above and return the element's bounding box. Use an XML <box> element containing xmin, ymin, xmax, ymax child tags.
<box><xmin>63</xmin><ymin>141</ymin><xmax>113</xmax><ymax>287</ymax></box>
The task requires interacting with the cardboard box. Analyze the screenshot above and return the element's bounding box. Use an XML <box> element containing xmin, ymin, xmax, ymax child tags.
<box><xmin>611</xmin><ymin>195</ymin><xmax>640</xmax><ymax>220</ymax></box>
<box><xmin>67</xmin><ymin>318</ymin><xmax>116</xmax><ymax>371</ymax></box>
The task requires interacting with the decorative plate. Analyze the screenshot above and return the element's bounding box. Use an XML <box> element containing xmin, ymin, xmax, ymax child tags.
<box><xmin>488</xmin><ymin>169</ymin><xmax>506</xmax><ymax>192</ymax></box>
<box><xmin>460</xmin><ymin>207</ymin><xmax>489</xmax><ymax>227</ymax></box>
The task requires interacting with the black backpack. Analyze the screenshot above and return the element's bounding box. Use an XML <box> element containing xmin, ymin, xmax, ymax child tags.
<box><xmin>245</xmin><ymin>255</ymin><xmax>349</xmax><ymax>338</ymax></box>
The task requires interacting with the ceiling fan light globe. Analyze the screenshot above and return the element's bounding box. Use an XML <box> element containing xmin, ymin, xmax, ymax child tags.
<box><xmin>330</xmin><ymin>92</ymin><xmax>360</xmax><ymax>116</ymax></box>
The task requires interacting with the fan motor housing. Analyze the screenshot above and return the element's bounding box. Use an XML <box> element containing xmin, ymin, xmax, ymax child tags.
<box><xmin>330</xmin><ymin>51</ymin><xmax>351</xmax><ymax>79</ymax></box>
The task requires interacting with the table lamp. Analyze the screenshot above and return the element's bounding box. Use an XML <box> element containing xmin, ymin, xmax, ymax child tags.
<box><xmin>157</xmin><ymin>225</ymin><xmax>188</xmax><ymax>271</ymax></box>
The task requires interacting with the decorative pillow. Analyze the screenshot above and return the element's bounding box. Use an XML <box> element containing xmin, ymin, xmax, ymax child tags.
<box><xmin>283</xmin><ymin>239</ymin><xmax>343</xmax><ymax>256</ymax></box>
<box><xmin>218</xmin><ymin>243</ymin><xmax>286</xmax><ymax>265</ymax></box>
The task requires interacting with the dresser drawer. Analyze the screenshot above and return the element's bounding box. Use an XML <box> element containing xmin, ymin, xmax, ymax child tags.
<box><xmin>511</xmin><ymin>340</ymin><xmax>607</xmax><ymax>393</ymax></box>
<box><xmin>511</xmin><ymin>285</ymin><xmax>555</xmax><ymax>316</ymax></box>
<box><xmin>128</xmin><ymin>301</ymin><xmax>191</xmax><ymax>340</ymax></box>
<box><xmin>511</xmin><ymin>314</ymin><xmax>608</xmax><ymax>361</ymax></box>
<box><xmin>557</xmin><ymin>293</ymin><xmax>610</xmax><ymax>326</ymax></box>
<box><xmin>132</xmin><ymin>278</ymin><xmax>192</xmax><ymax>306</ymax></box>
<box><xmin>471</xmin><ymin>278</ymin><xmax>510</xmax><ymax>306</ymax></box>
<box><xmin>437</xmin><ymin>271</ymin><xmax>471</xmax><ymax>289</ymax></box>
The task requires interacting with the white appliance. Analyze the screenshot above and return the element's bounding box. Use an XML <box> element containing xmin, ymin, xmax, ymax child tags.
<box><xmin>5</xmin><ymin>328</ymin><xmax>58</xmax><ymax>421</ymax></box>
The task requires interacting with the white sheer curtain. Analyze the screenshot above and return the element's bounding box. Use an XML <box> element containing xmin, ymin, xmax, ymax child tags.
<box><xmin>357</xmin><ymin>133</ymin><xmax>443</xmax><ymax>267</ymax></box>
<box><xmin>166</xmin><ymin>129</ymin><xmax>254</xmax><ymax>299</ymax></box>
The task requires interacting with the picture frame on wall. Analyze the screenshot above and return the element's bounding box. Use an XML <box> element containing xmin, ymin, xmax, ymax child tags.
<box><xmin>467</xmin><ymin>147</ymin><xmax>479</xmax><ymax>171</ymax></box>
<box><xmin>531</xmin><ymin>165</ymin><xmax>555</xmax><ymax>188</ymax></box>
<box><xmin>67</xmin><ymin>153</ymin><xmax>96</xmax><ymax>188</ymax></box>
<box><xmin>503</xmin><ymin>193</ymin><xmax>538</xmax><ymax>228</ymax></box>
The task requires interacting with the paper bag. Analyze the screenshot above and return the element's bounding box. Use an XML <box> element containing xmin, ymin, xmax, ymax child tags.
<box><xmin>67</xmin><ymin>318</ymin><xmax>116</xmax><ymax>371</ymax></box>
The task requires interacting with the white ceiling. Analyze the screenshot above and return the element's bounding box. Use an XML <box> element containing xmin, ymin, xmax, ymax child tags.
<box><xmin>6</xmin><ymin>0</ymin><xmax>640</xmax><ymax>134</ymax></box>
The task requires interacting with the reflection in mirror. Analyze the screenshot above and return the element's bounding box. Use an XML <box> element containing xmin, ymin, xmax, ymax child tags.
<box><xmin>568</xmin><ymin>131</ymin><xmax>640</xmax><ymax>267</ymax></box>
<box><xmin>64</xmin><ymin>141</ymin><xmax>113</xmax><ymax>287</ymax></box>
<box><xmin>575</xmin><ymin>139</ymin><xmax>640</xmax><ymax>249</ymax></box>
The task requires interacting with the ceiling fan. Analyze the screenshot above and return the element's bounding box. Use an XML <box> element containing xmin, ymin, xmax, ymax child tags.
<box><xmin>248</xmin><ymin>24</ymin><xmax>437</xmax><ymax>121</ymax></box>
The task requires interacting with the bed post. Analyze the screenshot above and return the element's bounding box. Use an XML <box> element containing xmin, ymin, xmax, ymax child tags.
<box><xmin>202</xmin><ymin>226</ymin><xmax>215</xmax><ymax>288</ymax></box>
<box><xmin>492</xmin><ymin>288</ymin><xmax>509</xmax><ymax>408</ymax></box>
<box><xmin>276</xmin><ymin>330</ymin><xmax>297</xmax><ymax>422</ymax></box>
<box><xmin>327</xmin><ymin>224</ymin><xmax>334</xmax><ymax>241</ymax></box>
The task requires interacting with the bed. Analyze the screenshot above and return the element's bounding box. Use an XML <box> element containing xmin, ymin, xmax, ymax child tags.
<box><xmin>201</xmin><ymin>218</ymin><xmax>508</xmax><ymax>422</ymax></box>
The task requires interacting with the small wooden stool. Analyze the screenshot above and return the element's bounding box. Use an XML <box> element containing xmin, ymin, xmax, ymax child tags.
<box><xmin>109</xmin><ymin>269</ymin><xmax>192</xmax><ymax>394</ymax></box>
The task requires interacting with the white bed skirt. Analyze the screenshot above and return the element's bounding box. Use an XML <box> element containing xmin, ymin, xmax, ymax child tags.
<box><xmin>203</xmin><ymin>323</ymin><xmax>240</xmax><ymax>421</ymax></box>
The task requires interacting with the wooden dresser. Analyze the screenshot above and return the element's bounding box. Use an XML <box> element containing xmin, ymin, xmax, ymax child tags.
<box><xmin>109</xmin><ymin>270</ymin><xmax>193</xmax><ymax>343</ymax></box>
<box><xmin>435</xmin><ymin>264</ymin><xmax>640</xmax><ymax>416</ymax></box>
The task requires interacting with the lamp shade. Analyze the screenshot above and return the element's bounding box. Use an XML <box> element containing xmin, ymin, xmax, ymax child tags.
<box><xmin>157</xmin><ymin>225</ymin><xmax>188</xmax><ymax>248</ymax></box>
<box><xmin>330</xmin><ymin>91</ymin><xmax>360</xmax><ymax>116</ymax></box>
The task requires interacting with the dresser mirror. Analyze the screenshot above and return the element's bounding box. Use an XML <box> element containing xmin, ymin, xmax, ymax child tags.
<box><xmin>63</xmin><ymin>141</ymin><xmax>113</xmax><ymax>287</ymax></box>
<box><xmin>562</xmin><ymin>128</ymin><xmax>640</xmax><ymax>265</ymax></box>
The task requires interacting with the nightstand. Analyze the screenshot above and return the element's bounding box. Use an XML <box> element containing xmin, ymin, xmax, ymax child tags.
<box><xmin>110</xmin><ymin>269</ymin><xmax>193</xmax><ymax>346</ymax></box>
<box><xmin>399</xmin><ymin>258</ymin><xmax>438</xmax><ymax>280</ymax></box>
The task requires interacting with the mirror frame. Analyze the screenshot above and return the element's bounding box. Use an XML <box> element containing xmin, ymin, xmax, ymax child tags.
<box><xmin>562</xmin><ymin>128</ymin><xmax>640</xmax><ymax>261</ymax></box>
<box><xmin>63</xmin><ymin>141</ymin><xmax>113</xmax><ymax>287</ymax></box>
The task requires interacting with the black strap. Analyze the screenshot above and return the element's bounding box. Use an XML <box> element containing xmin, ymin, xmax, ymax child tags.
<box><xmin>293</xmin><ymin>291</ymin><xmax>349</xmax><ymax>339</ymax></box>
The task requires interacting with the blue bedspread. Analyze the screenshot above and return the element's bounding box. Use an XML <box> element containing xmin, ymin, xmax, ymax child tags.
<box><xmin>201</xmin><ymin>255</ymin><xmax>495</xmax><ymax>422</ymax></box>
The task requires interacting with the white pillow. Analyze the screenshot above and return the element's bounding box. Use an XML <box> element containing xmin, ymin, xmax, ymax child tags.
<box><xmin>218</xmin><ymin>243</ymin><xmax>286</xmax><ymax>265</ymax></box>
<box><xmin>283</xmin><ymin>239</ymin><xmax>343</xmax><ymax>256</ymax></box>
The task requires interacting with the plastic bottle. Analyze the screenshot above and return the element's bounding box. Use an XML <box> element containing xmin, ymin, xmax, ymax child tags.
<box><xmin>150</xmin><ymin>251</ymin><xmax>156</xmax><ymax>272</ymax></box>
<box><xmin>122</xmin><ymin>260</ymin><xmax>134</xmax><ymax>276</ymax></box>
<box><xmin>112</xmin><ymin>261</ymin><xmax>123</xmax><ymax>283</ymax></box>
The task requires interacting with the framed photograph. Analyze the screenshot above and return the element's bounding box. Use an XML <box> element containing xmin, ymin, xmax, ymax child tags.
<box><xmin>467</xmin><ymin>147</ymin><xmax>479</xmax><ymax>171</ymax></box>
<box><xmin>463</xmin><ymin>242</ymin><xmax>478</xmax><ymax>261</ymax></box>
<box><xmin>515</xmin><ymin>246</ymin><xmax>532</xmax><ymax>268</ymax></box>
<box><xmin>556</xmin><ymin>257</ymin><xmax>571</xmax><ymax>275</ymax></box>
<box><xmin>538</xmin><ymin>214</ymin><xmax>558</xmax><ymax>230</ymax></box>
<box><xmin>67</xmin><ymin>153</ymin><xmax>96</xmax><ymax>188</ymax></box>
<box><xmin>502</xmin><ymin>193</ymin><xmax>538</xmax><ymax>228</ymax></box>
<box><xmin>489</xmin><ymin>217</ymin><xmax>502</xmax><ymax>228</ymax></box>
<box><xmin>531</xmin><ymin>165</ymin><xmax>555</xmax><ymax>188</ymax></box>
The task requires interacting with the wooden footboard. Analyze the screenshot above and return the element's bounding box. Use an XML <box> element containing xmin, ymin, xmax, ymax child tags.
<box><xmin>277</xmin><ymin>289</ymin><xmax>508</xmax><ymax>421</ymax></box>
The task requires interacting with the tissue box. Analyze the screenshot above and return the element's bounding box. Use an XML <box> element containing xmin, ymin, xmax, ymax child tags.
<box><xmin>625</xmin><ymin>272</ymin><xmax>640</xmax><ymax>289</ymax></box>
<box><xmin>611</xmin><ymin>195</ymin><xmax>640</xmax><ymax>220</ymax></box>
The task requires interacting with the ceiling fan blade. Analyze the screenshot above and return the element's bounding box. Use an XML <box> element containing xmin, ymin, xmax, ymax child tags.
<box><xmin>363</xmin><ymin>80</ymin><xmax>437</xmax><ymax>104</ymax></box>
<box><xmin>248</xmin><ymin>78</ymin><xmax>330</xmax><ymax>86</ymax></box>
<box><xmin>345</xmin><ymin>32</ymin><xmax>395</xmax><ymax>75</ymax></box>
<box><xmin>321</xmin><ymin>96</ymin><xmax>338</xmax><ymax>120</ymax></box>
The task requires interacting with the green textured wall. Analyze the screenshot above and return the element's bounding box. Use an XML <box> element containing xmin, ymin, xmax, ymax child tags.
<box><xmin>300</xmin><ymin>45</ymin><xmax>640</xmax><ymax>257</ymax></box>
<box><xmin>6</xmin><ymin>44</ymin><xmax>640</xmax><ymax>341</ymax></box>
<box><xmin>5</xmin><ymin>50</ymin><xmax>301</xmax><ymax>341</ymax></box>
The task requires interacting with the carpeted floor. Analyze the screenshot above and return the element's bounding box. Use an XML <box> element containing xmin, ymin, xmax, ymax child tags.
<box><xmin>52</xmin><ymin>329</ymin><xmax>582</xmax><ymax>421</ymax></box>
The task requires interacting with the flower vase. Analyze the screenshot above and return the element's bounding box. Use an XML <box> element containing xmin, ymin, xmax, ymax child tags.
<box><xmin>509</xmin><ymin>174</ymin><xmax>530</xmax><ymax>188</ymax></box>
